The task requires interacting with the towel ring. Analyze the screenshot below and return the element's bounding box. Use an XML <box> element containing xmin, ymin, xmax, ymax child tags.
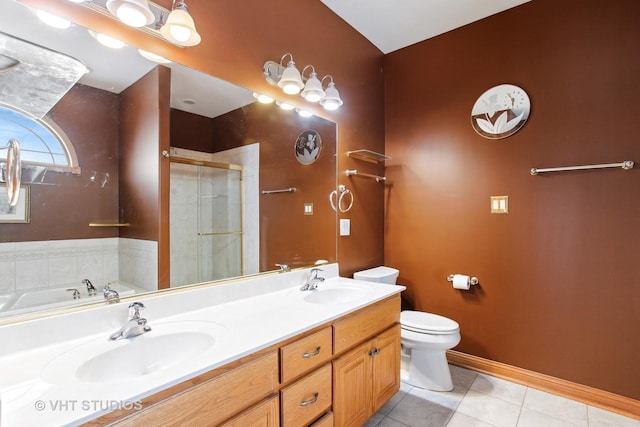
<box><xmin>329</xmin><ymin>185</ymin><xmax>354</xmax><ymax>212</ymax></box>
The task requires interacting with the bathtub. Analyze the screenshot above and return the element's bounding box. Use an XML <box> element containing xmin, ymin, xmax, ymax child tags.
<box><xmin>0</xmin><ymin>282</ymin><xmax>137</xmax><ymax>318</ymax></box>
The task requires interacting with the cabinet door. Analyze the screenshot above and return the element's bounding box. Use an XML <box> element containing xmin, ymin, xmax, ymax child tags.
<box><xmin>371</xmin><ymin>324</ymin><xmax>401</xmax><ymax>413</ymax></box>
<box><xmin>221</xmin><ymin>396</ymin><xmax>280</xmax><ymax>427</ymax></box>
<box><xmin>332</xmin><ymin>341</ymin><xmax>372</xmax><ymax>427</ymax></box>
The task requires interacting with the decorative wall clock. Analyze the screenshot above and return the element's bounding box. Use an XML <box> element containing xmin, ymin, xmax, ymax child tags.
<box><xmin>295</xmin><ymin>129</ymin><xmax>322</xmax><ymax>165</ymax></box>
<box><xmin>471</xmin><ymin>84</ymin><xmax>531</xmax><ymax>139</ymax></box>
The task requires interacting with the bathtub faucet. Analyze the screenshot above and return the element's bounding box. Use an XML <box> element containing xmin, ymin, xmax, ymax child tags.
<box><xmin>109</xmin><ymin>302</ymin><xmax>151</xmax><ymax>340</ymax></box>
<box><xmin>82</xmin><ymin>278</ymin><xmax>97</xmax><ymax>296</ymax></box>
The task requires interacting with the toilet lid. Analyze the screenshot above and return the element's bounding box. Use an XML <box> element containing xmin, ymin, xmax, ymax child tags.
<box><xmin>401</xmin><ymin>311</ymin><xmax>459</xmax><ymax>334</ymax></box>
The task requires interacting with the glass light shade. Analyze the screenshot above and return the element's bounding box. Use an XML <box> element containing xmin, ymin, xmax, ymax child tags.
<box><xmin>106</xmin><ymin>0</ymin><xmax>154</xmax><ymax>27</ymax></box>
<box><xmin>296</xmin><ymin>109</ymin><xmax>313</xmax><ymax>118</ymax></box>
<box><xmin>253</xmin><ymin>93</ymin><xmax>274</xmax><ymax>104</ymax></box>
<box><xmin>88</xmin><ymin>30</ymin><xmax>126</xmax><ymax>49</ymax></box>
<box><xmin>36</xmin><ymin>10</ymin><xmax>71</xmax><ymax>29</ymax></box>
<box><xmin>278</xmin><ymin>61</ymin><xmax>304</xmax><ymax>95</ymax></box>
<box><xmin>276</xmin><ymin>101</ymin><xmax>295</xmax><ymax>111</ymax></box>
<box><xmin>301</xmin><ymin>72</ymin><xmax>325</xmax><ymax>103</ymax></box>
<box><xmin>138</xmin><ymin>49</ymin><xmax>171</xmax><ymax>64</ymax></box>
<box><xmin>160</xmin><ymin>9</ymin><xmax>201</xmax><ymax>46</ymax></box>
<box><xmin>319</xmin><ymin>82</ymin><xmax>343</xmax><ymax>110</ymax></box>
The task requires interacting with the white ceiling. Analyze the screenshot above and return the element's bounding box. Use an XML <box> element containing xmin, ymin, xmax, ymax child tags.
<box><xmin>320</xmin><ymin>0</ymin><xmax>531</xmax><ymax>54</ymax></box>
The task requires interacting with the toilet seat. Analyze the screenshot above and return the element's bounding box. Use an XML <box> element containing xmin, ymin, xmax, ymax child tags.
<box><xmin>401</xmin><ymin>311</ymin><xmax>459</xmax><ymax>335</ymax></box>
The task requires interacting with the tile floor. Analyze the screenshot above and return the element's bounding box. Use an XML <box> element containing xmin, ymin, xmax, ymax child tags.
<box><xmin>365</xmin><ymin>365</ymin><xmax>640</xmax><ymax>427</ymax></box>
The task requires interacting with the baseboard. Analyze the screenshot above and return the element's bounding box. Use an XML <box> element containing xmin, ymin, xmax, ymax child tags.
<box><xmin>446</xmin><ymin>350</ymin><xmax>640</xmax><ymax>420</ymax></box>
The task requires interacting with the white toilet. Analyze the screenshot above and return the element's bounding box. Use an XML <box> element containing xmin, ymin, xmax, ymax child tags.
<box><xmin>353</xmin><ymin>266</ymin><xmax>461</xmax><ymax>391</ymax></box>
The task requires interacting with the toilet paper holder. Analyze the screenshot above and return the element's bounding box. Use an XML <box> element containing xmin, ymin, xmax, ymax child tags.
<box><xmin>447</xmin><ymin>275</ymin><xmax>479</xmax><ymax>286</ymax></box>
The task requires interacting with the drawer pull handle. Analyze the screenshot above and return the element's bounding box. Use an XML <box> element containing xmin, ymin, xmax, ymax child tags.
<box><xmin>300</xmin><ymin>392</ymin><xmax>319</xmax><ymax>407</ymax></box>
<box><xmin>302</xmin><ymin>346</ymin><xmax>322</xmax><ymax>358</ymax></box>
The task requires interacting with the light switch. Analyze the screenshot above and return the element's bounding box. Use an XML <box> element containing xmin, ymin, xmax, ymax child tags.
<box><xmin>340</xmin><ymin>219</ymin><xmax>351</xmax><ymax>236</ymax></box>
<box><xmin>304</xmin><ymin>203</ymin><xmax>313</xmax><ymax>215</ymax></box>
<box><xmin>490</xmin><ymin>196</ymin><xmax>509</xmax><ymax>214</ymax></box>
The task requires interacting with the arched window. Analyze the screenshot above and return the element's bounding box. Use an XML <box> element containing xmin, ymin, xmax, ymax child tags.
<box><xmin>0</xmin><ymin>104</ymin><xmax>80</xmax><ymax>174</ymax></box>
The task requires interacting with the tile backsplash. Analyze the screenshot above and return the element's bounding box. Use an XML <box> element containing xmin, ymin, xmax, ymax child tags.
<box><xmin>0</xmin><ymin>238</ymin><xmax>157</xmax><ymax>294</ymax></box>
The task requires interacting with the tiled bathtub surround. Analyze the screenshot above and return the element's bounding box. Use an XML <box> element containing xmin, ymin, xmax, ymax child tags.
<box><xmin>0</xmin><ymin>238</ymin><xmax>157</xmax><ymax>295</ymax></box>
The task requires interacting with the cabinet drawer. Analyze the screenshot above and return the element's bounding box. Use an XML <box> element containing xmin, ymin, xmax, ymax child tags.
<box><xmin>333</xmin><ymin>296</ymin><xmax>400</xmax><ymax>354</ymax></box>
<box><xmin>310</xmin><ymin>411</ymin><xmax>334</xmax><ymax>427</ymax></box>
<box><xmin>281</xmin><ymin>327</ymin><xmax>333</xmax><ymax>383</ymax></box>
<box><xmin>281</xmin><ymin>363</ymin><xmax>332</xmax><ymax>426</ymax></box>
<box><xmin>221</xmin><ymin>395</ymin><xmax>280</xmax><ymax>427</ymax></box>
<box><xmin>113</xmin><ymin>351</ymin><xmax>279</xmax><ymax>427</ymax></box>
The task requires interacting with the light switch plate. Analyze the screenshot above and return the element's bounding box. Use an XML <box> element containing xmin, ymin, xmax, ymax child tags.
<box><xmin>490</xmin><ymin>196</ymin><xmax>509</xmax><ymax>214</ymax></box>
<box><xmin>304</xmin><ymin>203</ymin><xmax>313</xmax><ymax>215</ymax></box>
<box><xmin>340</xmin><ymin>219</ymin><xmax>351</xmax><ymax>236</ymax></box>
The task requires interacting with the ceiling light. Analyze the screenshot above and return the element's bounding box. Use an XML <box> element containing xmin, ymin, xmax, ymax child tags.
<box><xmin>300</xmin><ymin>66</ymin><xmax>325</xmax><ymax>103</ymax></box>
<box><xmin>88</xmin><ymin>30</ymin><xmax>126</xmax><ymax>49</ymax></box>
<box><xmin>319</xmin><ymin>76</ymin><xmax>343</xmax><ymax>111</ymax></box>
<box><xmin>106</xmin><ymin>0</ymin><xmax>155</xmax><ymax>28</ymax></box>
<box><xmin>36</xmin><ymin>10</ymin><xmax>72</xmax><ymax>29</ymax></box>
<box><xmin>160</xmin><ymin>0</ymin><xmax>201</xmax><ymax>47</ymax></box>
<box><xmin>253</xmin><ymin>93</ymin><xmax>274</xmax><ymax>104</ymax></box>
<box><xmin>138</xmin><ymin>49</ymin><xmax>171</xmax><ymax>63</ymax></box>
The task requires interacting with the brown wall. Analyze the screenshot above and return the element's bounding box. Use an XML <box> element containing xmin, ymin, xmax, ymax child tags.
<box><xmin>119</xmin><ymin>66</ymin><xmax>171</xmax><ymax>288</ymax></box>
<box><xmin>171</xmin><ymin>104</ymin><xmax>337</xmax><ymax>270</ymax></box>
<box><xmin>384</xmin><ymin>0</ymin><xmax>640</xmax><ymax>399</ymax></box>
<box><xmin>28</xmin><ymin>0</ymin><xmax>386</xmax><ymax>279</ymax></box>
<box><xmin>0</xmin><ymin>83</ymin><xmax>120</xmax><ymax>242</ymax></box>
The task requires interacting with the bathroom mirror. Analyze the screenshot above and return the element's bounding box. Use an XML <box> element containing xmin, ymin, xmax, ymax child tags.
<box><xmin>0</xmin><ymin>1</ymin><xmax>337</xmax><ymax>320</ymax></box>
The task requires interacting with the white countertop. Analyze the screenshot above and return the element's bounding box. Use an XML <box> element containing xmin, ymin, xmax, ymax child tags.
<box><xmin>0</xmin><ymin>264</ymin><xmax>405</xmax><ymax>426</ymax></box>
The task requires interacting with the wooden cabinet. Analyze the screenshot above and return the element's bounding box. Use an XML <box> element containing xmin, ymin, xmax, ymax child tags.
<box><xmin>88</xmin><ymin>295</ymin><xmax>401</xmax><ymax>427</ymax></box>
<box><xmin>281</xmin><ymin>363</ymin><xmax>332</xmax><ymax>426</ymax></box>
<box><xmin>108</xmin><ymin>352</ymin><xmax>279</xmax><ymax>427</ymax></box>
<box><xmin>280</xmin><ymin>327</ymin><xmax>332</xmax><ymax>383</ymax></box>
<box><xmin>333</xmin><ymin>325</ymin><xmax>401</xmax><ymax>427</ymax></box>
<box><xmin>221</xmin><ymin>396</ymin><xmax>279</xmax><ymax>427</ymax></box>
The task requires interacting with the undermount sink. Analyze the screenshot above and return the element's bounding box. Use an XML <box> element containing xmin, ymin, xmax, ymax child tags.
<box><xmin>302</xmin><ymin>282</ymin><xmax>371</xmax><ymax>304</ymax></box>
<box><xmin>41</xmin><ymin>320</ymin><xmax>223</xmax><ymax>385</ymax></box>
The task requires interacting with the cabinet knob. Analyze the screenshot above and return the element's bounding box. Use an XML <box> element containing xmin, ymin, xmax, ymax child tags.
<box><xmin>368</xmin><ymin>348</ymin><xmax>381</xmax><ymax>357</ymax></box>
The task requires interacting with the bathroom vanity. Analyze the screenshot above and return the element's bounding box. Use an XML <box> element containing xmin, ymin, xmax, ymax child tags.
<box><xmin>0</xmin><ymin>264</ymin><xmax>404</xmax><ymax>426</ymax></box>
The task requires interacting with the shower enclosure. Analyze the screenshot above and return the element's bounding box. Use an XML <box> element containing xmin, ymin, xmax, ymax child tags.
<box><xmin>170</xmin><ymin>156</ymin><xmax>244</xmax><ymax>287</ymax></box>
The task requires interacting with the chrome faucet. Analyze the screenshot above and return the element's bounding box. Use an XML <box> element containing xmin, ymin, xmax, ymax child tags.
<box><xmin>275</xmin><ymin>263</ymin><xmax>291</xmax><ymax>273</ymax></box>
<box><xmin>103</xmin><ymin>283</ymin><xmax>120</xmax><ymax>303</ymax></box>
<box><xmin>66</xmin><ymin>288</ymin><xmax>80</xmax><ymax>299</ymax></box>
<box><xmin>300</xmin><ymin>268</ymin><xmax>325</xmax><ymax>291</ymax></box>
<box><xmin>109</xmin><ymin>302</ymin><xmax>151</xmax><ymax>340</ymax></box>
<box><xmin>82</xmin><ymin>278</ymin><xmax>97</xmax><ymax>296</ymax></box>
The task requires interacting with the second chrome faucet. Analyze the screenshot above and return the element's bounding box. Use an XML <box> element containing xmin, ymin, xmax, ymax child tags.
<box><xmin>300</xmin><ymin>268</ymin><xmax>325</xmax><ymax>291</ymax></box>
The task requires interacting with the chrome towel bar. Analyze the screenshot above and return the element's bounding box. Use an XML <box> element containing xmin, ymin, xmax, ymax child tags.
<box><xmin>345</xmin><ymin>169</ymin><xmax>386</xmax><ymax>182</ymax></box>
<box><xmin>261</xmin><ymin>187</ymin><xmax>296</xmax><ymax>195</ymax></box>
<box><xmin>530</xmin><ymin>160</ymin><xmax>634</xmax><ymax>175</ymax></box>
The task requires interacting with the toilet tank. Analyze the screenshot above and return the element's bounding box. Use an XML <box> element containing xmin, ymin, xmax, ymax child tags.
<box><xmin>353</xmin><ymin>266</ymin><xmax>399</xmax><ymax>285</ymax></box>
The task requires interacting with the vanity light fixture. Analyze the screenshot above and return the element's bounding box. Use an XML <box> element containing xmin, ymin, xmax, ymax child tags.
<box><xmin>275</xmin><ymin>101</ymin><xmax>295</xmax><ymax>111</ymax></box>
<box><xmin>36</xmin><ymin>9</ymin><xmax>72</xmax><ymax>29</ymax></box>
<box><xmin>253</xmin><ymin>93</ymin><xmax>274</xmax><ymax>104</ymax></box>
<box><xmin>319</xmin><ymin>75</ymin><xmax>343</xmax><ymax>111</ymax></box>
<box><xmin>300</xmin><ymin>66</ymin><xmax>325</xmax><ymax>103</ymax></box>
<box><xmin>264</xmin><ymin>53</ymin><xmax>304</xmax><ymax>95</ymax></box>
<box><xmin>264</xmin><ymin>53</ymin><xmax>343</xmax><ymax>110</ymax></box>
<box><xmin>160</xmin><ymin>0</ymin><xmax>201</xmax><ymax>47</ymax></box>
<box><xmin>106</xmin><ymin>0</ymin><xmax>155</xmax><ymax>28</ymax></box>
<box><xmin>296</xmin><ymin>108</ymin><xmax>313</xmax><ymax>118</ymax></box>
<box><xmin>88</xmin><ymin>30</ymin><xmax>126</xmax><ymax>49</ymax></box>
<box><xmin>138</xmin><ymin>48</ymin><xmax>171</xmax><ymax>63</ymax></box>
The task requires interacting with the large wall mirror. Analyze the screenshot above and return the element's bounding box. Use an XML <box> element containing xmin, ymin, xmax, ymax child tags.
<box><xmin>0</xmin><ymin>1</ymin><xmax>337</xmax><ymax>321</ymax></box>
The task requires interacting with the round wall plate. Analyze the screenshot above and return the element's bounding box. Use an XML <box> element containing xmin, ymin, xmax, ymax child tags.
<box><xmin>295</xmin><ymin>129</ymin><xmax>322</xmax><ymax>165</ymax></box>
<box><xmin>471</xmin><ymin>84</ymin><xmax>530</xmax><ymax>139</ymax></box>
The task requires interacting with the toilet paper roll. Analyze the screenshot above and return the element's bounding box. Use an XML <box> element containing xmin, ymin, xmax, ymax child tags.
<box><xmin>452</xmin><ymin>274</ymin><xmax>470</xmax><ymax>290</ymax></box>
